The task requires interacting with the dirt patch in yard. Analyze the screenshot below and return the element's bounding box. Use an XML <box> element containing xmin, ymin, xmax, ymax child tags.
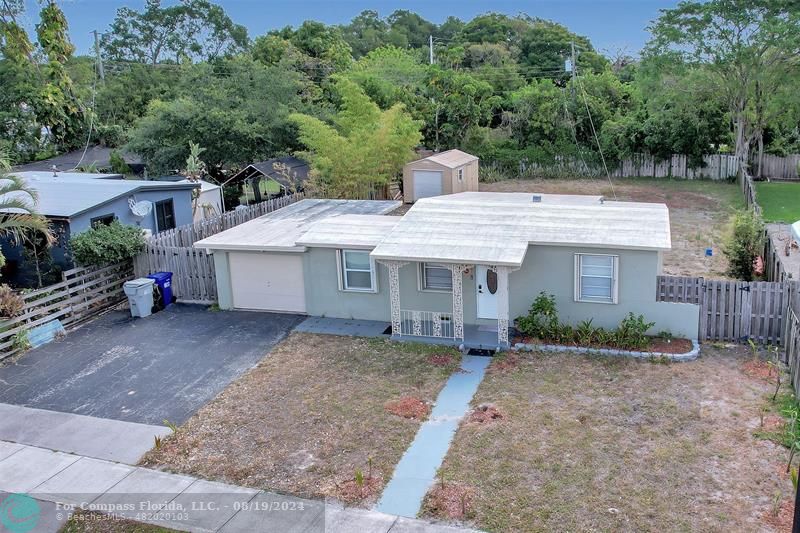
<box><xmin>422</xmin><ymin>344</ymin><xmax>792</xmax><ymax>532</ymax></box>
<box><xmin>481</xmin><ymin>178</ymin><xmax>743</xmax><ymax>278</ymax></box>
<box><xmin>648</xmin><ymin>337</ymin><xmax>694</xmax><ymax>354</ymax></box>
<box><xmin>422</xmin><ymin>483</ymin><xmax>477</xmax><ymax>521</ymax></box>
<box><xmin>468</xmin><ymin>403</ymin><xmax>505</xmax><ymax>424</ymax></box>
<box><xmin>140</xmin><ymin>333</ymin><xmax>459</xmax><ymax>508</ymax></box>
<box><xmin>743</xmin><ymin>358</ymin><xmax>779</xmax><ymax>381</ymax></box>
<box><xmin>385</xmin><ymin>396</ymin><xmax>430</xmax><ymax>419</ymax></box>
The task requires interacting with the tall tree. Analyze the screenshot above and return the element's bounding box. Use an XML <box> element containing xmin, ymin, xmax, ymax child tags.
<box><xmin>103</xmin><ymin>0</ymin><xmax>248</xmax><ymax>64</ymax></box>
<box><xmin>647</xmin><ymin>0</ymin><xmax>800</xmax><ymax>167</ymax></box>
<box><xmin>341</xmin><ymin>10</ymin><xmax>388</xmax><ymax>57</ymax></box>
<box><xmin>290</xmin><ymin>77</ymin><xmax>421</xmax><ymax>199</ymax></box>
<box><xmin>35</xmin><ymin>0</ymin><xmax>84</xmax><ymax>148</ymax></box>
<box><xmin>126</xmin><ymin>58</ymin><xmax>305</xmax><ymax>176</ymax></box>
<box><xmin>0</xmin><ymin>1</ymin><xmax>40</xmax><ymax>159</ymax></box>
<box><xmin>424</xmin><ymin>67</ymin><xmax>501</xmax><ymax>150</ymax></box>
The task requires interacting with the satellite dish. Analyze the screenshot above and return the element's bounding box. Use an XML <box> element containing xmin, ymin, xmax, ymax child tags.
<box><xmin>129</xmin><ymin>198</ymin><xmax>153</xmax><ymax>219</ymax></box>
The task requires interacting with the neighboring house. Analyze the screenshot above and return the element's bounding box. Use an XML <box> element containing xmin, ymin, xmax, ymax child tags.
<box><xmin>13</xmin><ymin>146</ymin><xmax>145</xmax><ymax>175</ymax></box>
<box><xmin>402</xmin><ymin>149</ymin><xmax>479</xmax><ymax>203</ymax></box>
<box><xmin>154</xmin><ymin>176</ymin><xmax>224</xmax><ymax>222</ymax></box>
<box><xmin>195</xmin><ymin>192</ymin><xmax>699</xmax><ymax>349</ymax></box>
<box><xmin>1</xmin><ymin>172</ymin><xmax>197</xmax><ymax>286</ymax></box>
<box><xmin>224</xmin><ymin>156</ymin><xmax>310</xmax><ymax>204</ymax></box>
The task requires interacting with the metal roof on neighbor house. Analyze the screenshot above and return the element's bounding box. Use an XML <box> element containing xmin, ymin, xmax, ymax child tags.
<box><xmin>3</xmin><ymin>173</ymin><xmax>197</xmax><ymax>218</ymax></box>
<box><xmin>225</xmin><ymin>156</ymin><xmax>310</xmax><ymax>189</ymax></box>
<box><xmin>370</xmin><ymin>192</ymin><xmax>671</xmax><ymax>267</ymax></box>
<box><xmin>417</xmin><ymin>149</ymin><xmax>478</xmax><ymax>169</ymax></box>
<box><xmin>194</xmin><ymin>199</ymin><xmax>400</xmax><ymax>252</ymax></box>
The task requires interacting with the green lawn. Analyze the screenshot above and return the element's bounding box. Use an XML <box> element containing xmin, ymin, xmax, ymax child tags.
<box><xmin>756</xmin><ymin>181</ymin><xmax>800</xmax><ymax>222</ymax></box>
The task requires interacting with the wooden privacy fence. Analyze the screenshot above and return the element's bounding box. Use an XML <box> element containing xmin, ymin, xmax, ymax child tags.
<box><xmin>135</xmin><ymin>193</ymin><xmax>305</xmax><ymax>303</ymax></box>
<box><xmin>514</xmin><ymin>153</ymin><xmax>740</xmax><ymax>180</ymax></box>
<box><xmin>610</xmin><ymin>153</ymin><xmax>740</xmax><ymax>180</ymax></box>
<box><xmin>757</xmin><ymin>153</ymin><xmax>800</xmax><ymax>180</ymax></box>
<box><xmin>0</xmin><ymin>261</ymin><xmax>134</xmax><ymax>362</ymax></box>
<box><xmin>134</xmin><ymin>246</ymin><xmax>216</xmax><ymax>303</ymax></box>
<box><xmin>657</xmin><ymin>275</ymin><xmax>794</xmax><ymax>344</ymax></box>
<box><xmin>149</xmin><ymin>192</ymin><xmax>305</xmax><ymax>247</ymax></box>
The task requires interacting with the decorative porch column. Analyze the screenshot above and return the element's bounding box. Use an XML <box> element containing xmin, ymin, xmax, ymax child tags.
<box><xmin>449</xmin><ymin>264</ymin><xmax>469</xmax><ymax>341</ymax></box>
<box><xmin>495</xmin><ymin>266</ymin><xmax>511</xmax><ymax>346</ymax></box>
<box><xmin>377</xmin><ymin>260</ymin><xmax>407</xmax><ymax>336</ymax></box>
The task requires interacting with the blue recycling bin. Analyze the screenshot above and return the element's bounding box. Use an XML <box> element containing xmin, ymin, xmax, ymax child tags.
<box><xmin>147</xmin><ymin>272</ymin><xmax>173</xmax><ymax>308</ymax></box>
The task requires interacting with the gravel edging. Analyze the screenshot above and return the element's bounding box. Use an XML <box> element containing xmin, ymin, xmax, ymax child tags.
<box><xmin>512</xmin><ymin>340</ymin><xmax>701</xmax><ymax>362</ymax></box>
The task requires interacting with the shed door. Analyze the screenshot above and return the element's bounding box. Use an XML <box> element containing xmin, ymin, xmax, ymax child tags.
<box><xmin>413</xmin><ymin>170</ymin><xmax>444</xmax><ymax>201</ymax></box>
<box><xmin>229</xmin><ymin>253</ymin><xmax>306</xmax><ymax>313</ymax></box>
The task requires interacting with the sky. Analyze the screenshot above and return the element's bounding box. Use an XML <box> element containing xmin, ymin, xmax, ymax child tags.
<box><xmin>20</xmin><ymin>0</ymin><xmax>682</xmax><ymax>57</ymax></box>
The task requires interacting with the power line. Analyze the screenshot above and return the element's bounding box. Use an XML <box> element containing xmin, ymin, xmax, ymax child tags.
<box><xmin>71</xmin><ymin>31</ymin><xmax>99</xmax><ymax>171</ymax></box>
<box><xmin>576</xmin><ymin>71</ymin><xmax>616</xmax><ymax>200</ymax></box>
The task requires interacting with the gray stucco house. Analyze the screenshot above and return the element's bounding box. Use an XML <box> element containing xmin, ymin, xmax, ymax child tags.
<box><xmin>1</xmin><ymin>172</ymin><xmax>196</xmax><ymax>286</ymax></box>
<box><xmin>195</xmin><ymin>192</ymin><xmax>699</xmax><ymax>348</ymax></box>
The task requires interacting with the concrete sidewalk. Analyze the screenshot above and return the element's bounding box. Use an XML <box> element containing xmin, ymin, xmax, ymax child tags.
<box><xmin>0</xmin><ymin>403</ymin><xmax>170</xmax><ymax>464</ymax></box>
<box><xmin>0</xmin><ymin>441</ymin><xmax>479</xmax><ymax>533</ymax></box>
<box><xmin>376</xmin><ymin>355</ymin><xmax>491</xmax><ymax>518</ymax></box>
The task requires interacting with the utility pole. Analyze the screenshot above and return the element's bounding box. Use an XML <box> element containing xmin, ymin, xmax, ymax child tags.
<box><xmin>429</xmin><ymin>35</ymin><xmax>434</xmax><ymax>65</ymax></box>
<box><xmin>570</xmin><ymin>41</ymin><xmax>577</xmax><ymax>100</ymax></box>
<box><xmin>93</xmin><ymin>30</ymin><xmax>105</xmax><ymax>81</ymax></box>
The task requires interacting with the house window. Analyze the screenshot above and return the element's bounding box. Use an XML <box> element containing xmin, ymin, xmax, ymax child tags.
<box><xmin>575</xmin><ymin>254</ymin><xmax>618</xmax><ymax>304</ymax></box>
<box><xmin>90</xmin><ymin>214</ymin><xmax>116</xmax><ymax>228</ymax></box>
<box><xmin>456</xmin><ymin>168</ymin><xmax>464</xmax><ymax>182</ymax></box>
<box><xmin>155</xmin><ymin>199</ymin><xmax>176</xmax><ymax>232</ymax></box>
<box><xmin>339</xmin><ymin>250</ymin><xmax>376</xmax><ymax>292</ymax></box>
<box><xmin>420</xmin><ymin>262</ymin><xmax>452</xmax><ymax>291</ymax></box>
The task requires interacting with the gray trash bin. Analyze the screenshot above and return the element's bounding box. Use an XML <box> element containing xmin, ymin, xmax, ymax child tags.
<box><xmin>123</xmin><ymin>278</ymin><xmax>155</xmax><ymax>318</ymax></box>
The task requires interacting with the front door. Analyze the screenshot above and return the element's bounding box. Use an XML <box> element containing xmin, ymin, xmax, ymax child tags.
<box><xmin>476</xmin><ymin>265</ymin><xmax>498</xmax><ymax>319</ymax></box>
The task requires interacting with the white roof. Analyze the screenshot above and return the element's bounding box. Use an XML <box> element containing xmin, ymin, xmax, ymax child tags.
<box><xmin>296</xmin><ymin>215</ymin><xmax>401</xmax><ymax>249</ymax></box>
<box><xmin>419</xmin><ymin>149</ymin><xmax>478</xmax><ymax>169</ymax></box>
<box><xmin>370</xmin><ymin>192</ymin><xmax>671</xmax><ymax>267</ymax></box>
<box><xmin>194</xmin><ymin>199</ymin><xmax>400</xmax><ymax>252</ymax></box>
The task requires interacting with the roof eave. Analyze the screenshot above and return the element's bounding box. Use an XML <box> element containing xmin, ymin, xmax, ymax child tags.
<box><xmin>68</xmin><ymin>182</ymin><xmax>197</xmax><ymax>219</ymax></box>
<box><xmin>193</xmin><ymin>243</ymin><xmax>308</xmax><ymax>253</ymax></box>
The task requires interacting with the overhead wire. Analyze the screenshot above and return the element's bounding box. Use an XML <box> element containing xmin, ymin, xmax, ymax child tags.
<box><xmin>71</xmin><ymin>34</ymin><xmax>99</xmax><ymax>171</ymax></box>
<box><xmin>575</xmin><ymin>73</ymin><xmax>616</xmax><ymax>200</ymax></box>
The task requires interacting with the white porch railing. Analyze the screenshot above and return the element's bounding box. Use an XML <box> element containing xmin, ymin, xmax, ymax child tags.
<box><xmin>398</xmin><ymin>310</ymin><xmax>455</xmax><ymax>339</ymax></box>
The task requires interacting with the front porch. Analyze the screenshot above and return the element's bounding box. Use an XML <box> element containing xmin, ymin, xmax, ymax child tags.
<box><xmin>377</xmin><ymin>260</ymin><xmax>514</xmax><ymax>349</ymax></box>
<box><xmin>294</xmin><ymin>316</ymin><xmax>507</xmax><ymax>351</ymax></box>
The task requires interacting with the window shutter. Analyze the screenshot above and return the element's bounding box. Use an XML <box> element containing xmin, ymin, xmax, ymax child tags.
<box><xmin>335</xmin><ymin>250</ymin><xmax>344</xmax><ymax>291</ymax></box>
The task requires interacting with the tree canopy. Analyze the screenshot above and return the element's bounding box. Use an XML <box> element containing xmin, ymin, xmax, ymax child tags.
<box><xmin>2</xmin><ymin>3</ymin><xmax>799</xmax><ymax>189</ymax></box>
<box><xmin>290</xmin><ymin>78</ymin><xmax>422</xmax><ymax>199</ymax></box>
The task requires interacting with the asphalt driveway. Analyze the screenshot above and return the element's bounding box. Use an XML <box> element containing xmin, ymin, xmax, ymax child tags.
<box><xmin>0</xmin><ymin>304</ymin><xmax>303</xmax><ymax>425</ymax></box>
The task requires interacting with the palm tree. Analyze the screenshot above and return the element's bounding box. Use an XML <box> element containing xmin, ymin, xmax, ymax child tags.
<box><xmin>0</xmin><ymin>153</ymin><xmax>55</xmax><ymax>269</ymax></box>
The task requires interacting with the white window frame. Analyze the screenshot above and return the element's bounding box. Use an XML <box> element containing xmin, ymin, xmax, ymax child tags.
<box><xmin>337</xmin><ymin>250</ymin><xmax>377</xmax><ymax>293</ymax></box>
<box><xmin>418</xmin><ymin>262</ymin><xmax>452</xmax><ymax>293</ymax></box>
<box><xmin>456</xmin><ymin>167</ymin><xmax>464</xmax><ymax>182</ymax></box>
<box><xmin>574</xmin><ymin>253</ymin><xmax>618</xmax><ymax>304</ymax></box>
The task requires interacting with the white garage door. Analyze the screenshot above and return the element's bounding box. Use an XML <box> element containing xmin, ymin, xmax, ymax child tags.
<box><xmin>229</xmin><ymin>253</ymin><xmax>306</xmax><ymax>313</ymax></box>
<box><xmin>413</xmin><ymin>170</ymin><xmax>443</xmax><ymax>201</ymax></box>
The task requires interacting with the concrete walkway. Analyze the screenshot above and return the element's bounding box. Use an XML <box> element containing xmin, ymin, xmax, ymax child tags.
<box><xmin>0</xmin><ymin>441</ymin><xmax>479</xmax><ymax>533</ymax></box>
<box><xmin>375</xmin><ymin>355</ymin><xmax>491</xmax><ymax>518</ymax></box>
<box><xmin>0</xmin><ymin>403</ymin><xmax>170</xmax><ymax>464</ymax></box>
